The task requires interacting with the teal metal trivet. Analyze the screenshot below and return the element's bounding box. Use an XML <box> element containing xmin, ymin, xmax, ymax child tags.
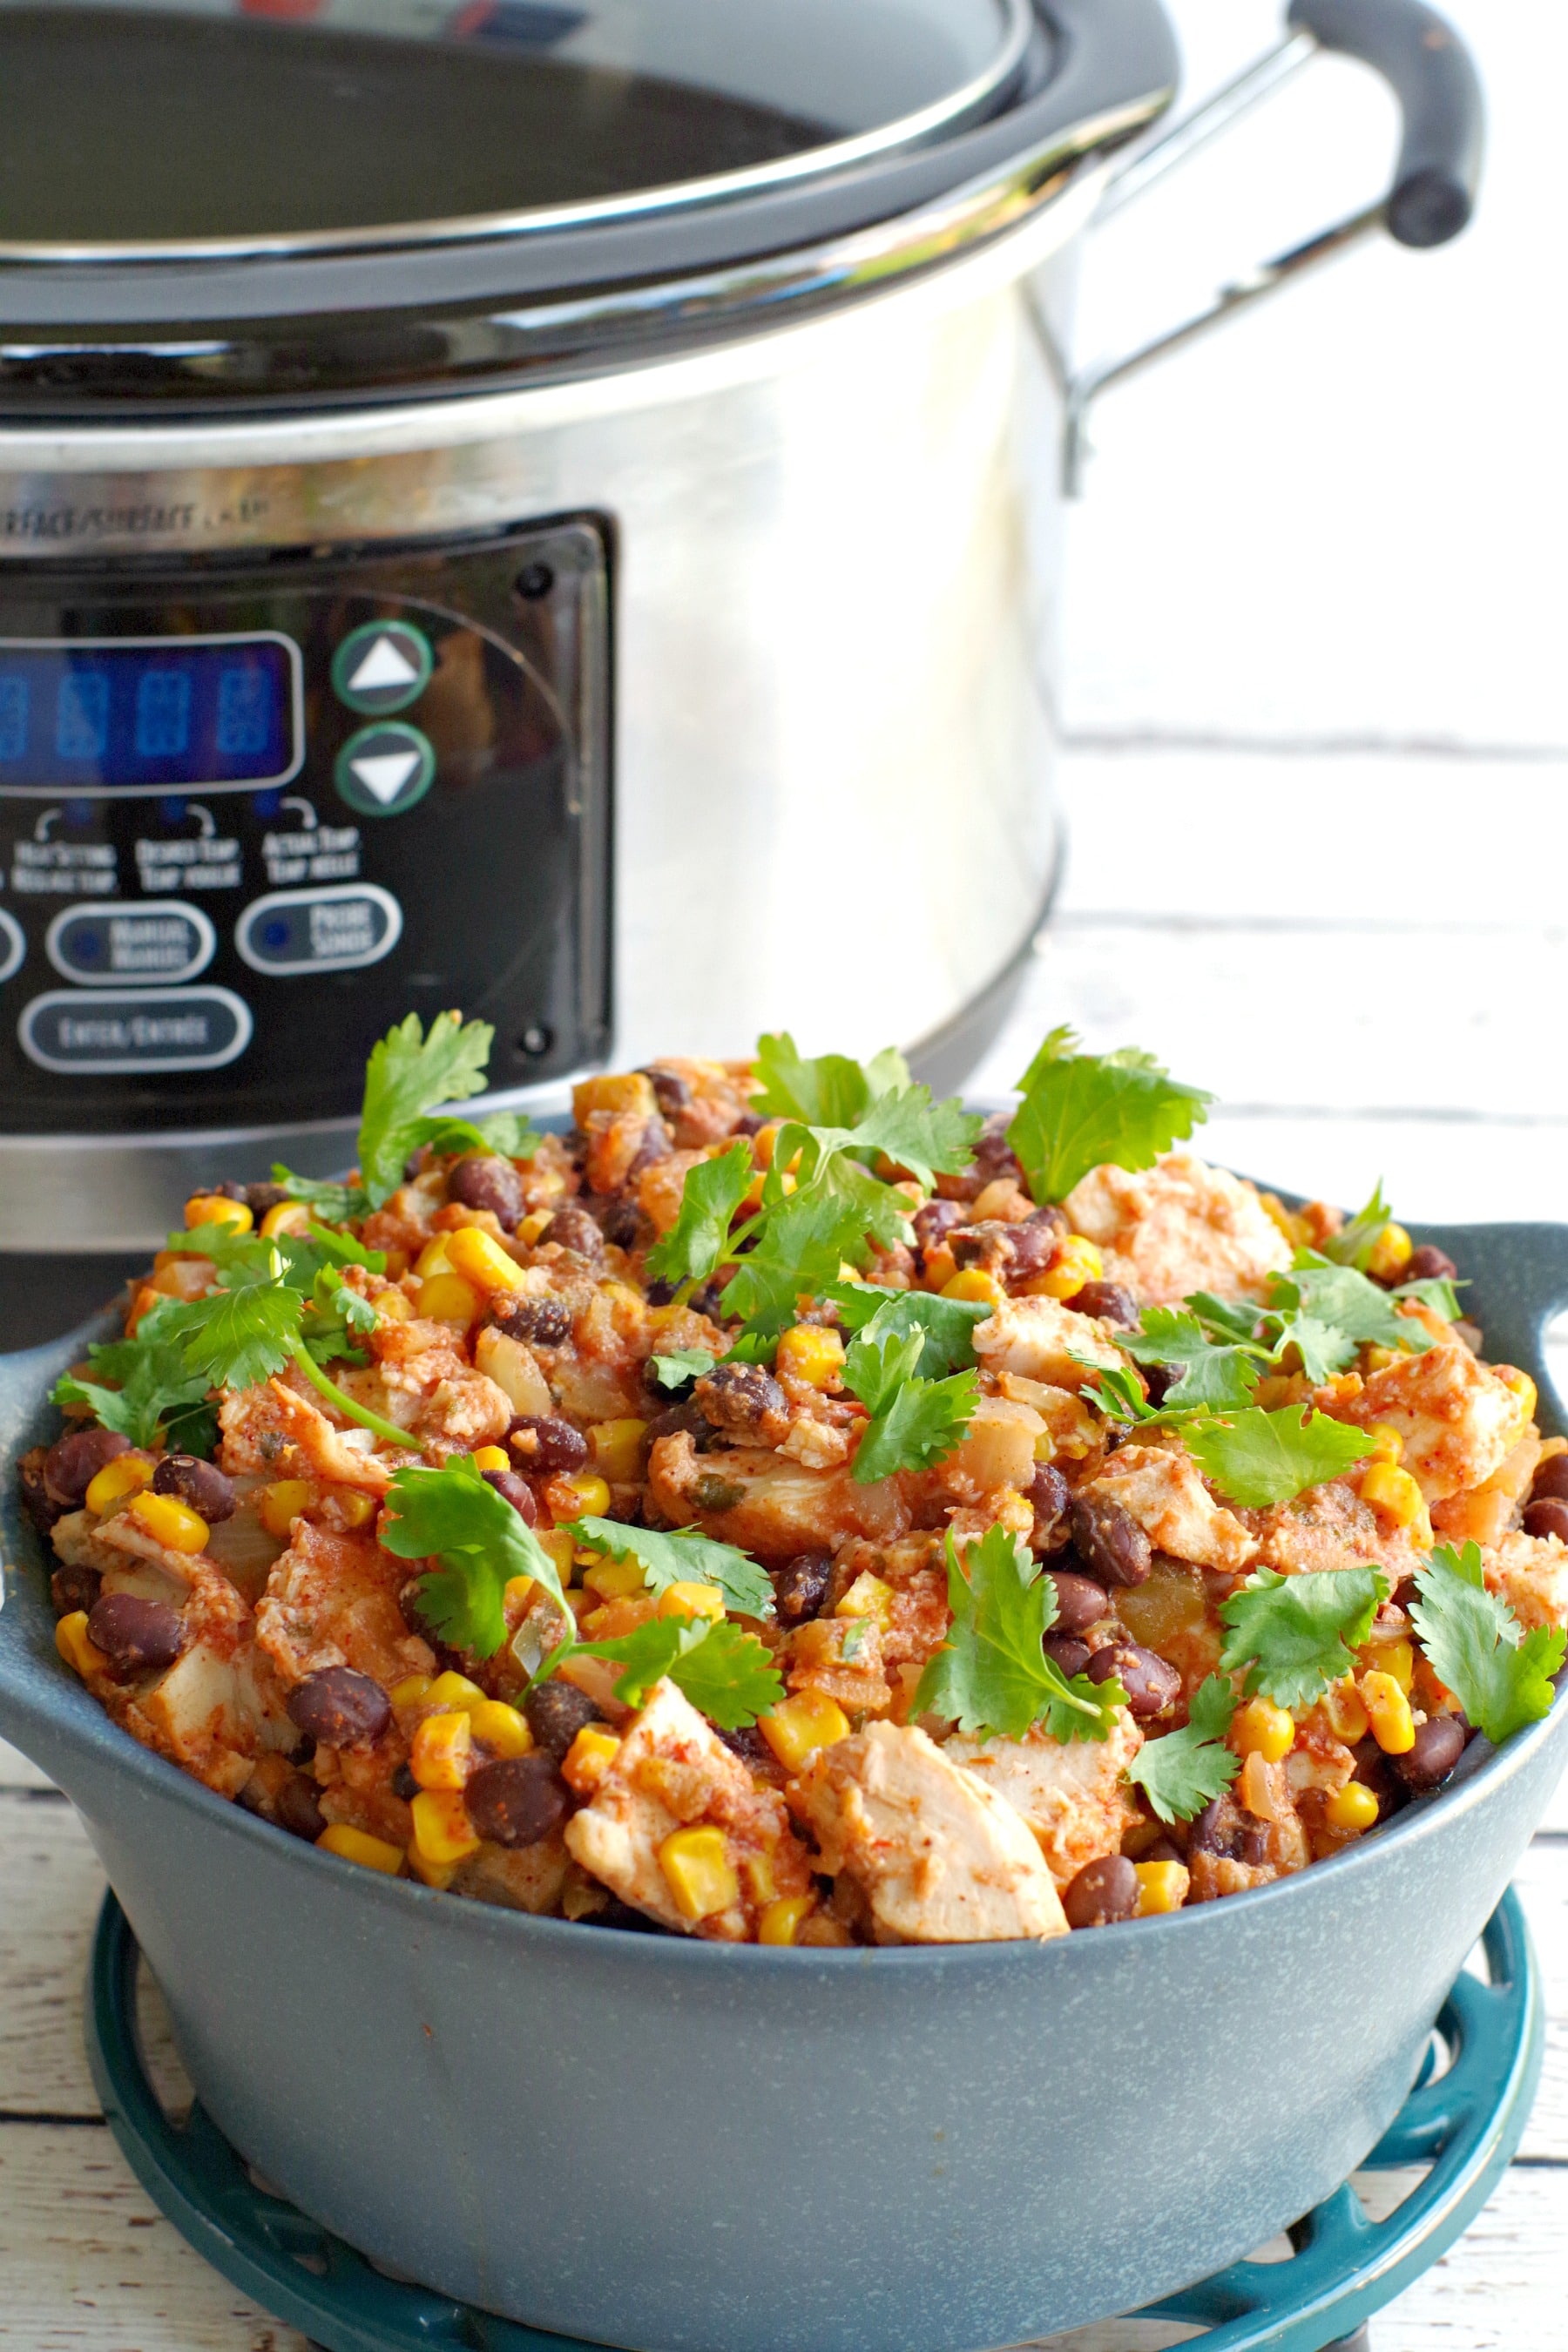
<box><xmin>84</xmin><ymin>1888</ymin><xmax>1543</xmax><ymax>2352</ymax></box>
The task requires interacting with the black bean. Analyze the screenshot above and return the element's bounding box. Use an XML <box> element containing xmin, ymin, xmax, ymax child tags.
<box><xmin>1065</xmin><ymin>1281</ymin><xmax>1139</xmax><ymax>1329</ymax></box>
<box><xmin>1403</xmin><ymin>1244</ymin><xmax>1458</xmax><ymax>1284</ymax></box>
<box><xmin>1070</xmin><ymin>1491</ymin><xmax>1152</xmax><ymax>1589</ymax></box>
<box><xmin>448</xmin><ymin>1154</ymin><xmax>524</xmax><ymax>1232</ymax></box>
<box><xmin>1392</xmin><ymin>1715</ymin><xmax>1468</xmax><ymax>1791</ymax></box>
<box><xmin>390</xmin><ymin>1761</ymin><xmax>420</xmax><ymax>1801</ymax></box>
<box><xmin>466</xmin><ymin>1755</ymin><xmax>571</xmax><ymax>1847</ymax></box>
<box><xmin>274</xmin><ymin>1773</ymin><xmax>328</xmax><ymax>1842</ymax></box>
<box><xmin>694</xmin><ymin>1362</ymin><xmax>788</xmax><ymax>1438</ymax></box>
<box><xmin>716</xmin><ymin>1724</ymin><xmax>772</xmax><ymax>1769</ymax></box>
<box><xmin>245</xmin><ymin>1182</ymin><xmax>290</xmax><ymax>1217</ymax></box>
<box><xmin>1190</xmin><ymin>1794</ymin><xmax>1269</xmax><ymax>1867</ymax></box>
<box><xmin>601</xmin><ymin>1200</ymin><xmax>647</xmax><ymax>1250</ymax></box>
<box><xmin>508</xmin><ymin>1414</ymin><xmax>589</xmax><ymax>1475</ymax></box>
<box><xmin>286</xmin><ymin>1666</ymin><xmax>391</xmax><ymax>1750</ymax></box>
<box><xmin>1087</xmin><ymin>1641</ymin><xmax>1180</xmax><ymax>1719</ymax></box>
<box><xmin>639</xmin><ymin>1065</ymin><xmax>693</xmax><ymax>1117</ymax></box>
<box><xmin>1141</xmin><ymin>1363</ymin><xmax>1185</xmax><ymax>1408</ymax></box>
<box><xmin>950</xmin><ymin>1222</ymin><xmax>1014</xmax><ymax>1274</ymax></box>
<box><xmin>687</xmin><ymin>1280</ymin><xmax>728</xmax><ymax>1321</ymax></box>
<box><xmin>971</xmin><ymin>1119</ymin><xmax>1024</xmax><ymax>1189</ymax></box>
<box><xmin>523</xmin><ymin>1680</ymin><xmax>604</xmax><ymax>1761</ymax></box>
<box><xmin>1140</xmin><ymin>1835</ymin><xmax>1185</xmax><ymax>1866</ymax></box>
<box><xmin>482</xmin><ymin>1467</ymin><xmax>538</xmax><ymax>1524</ymax></box>
<box><xmin>87</xmin><ymin>1593</ymin><xmax>184</xmax><ymax>1673</ymax></box>
<box><xmin>44</xmin><ymin>1424</ymin><xmax>131</xmax><ymax>1505</ymax></box>
<box><xmin>1524</xmin><ymin>1497</ymin><xmax>1568</xmax><ymax>1544</ymax></box>
<box><xmin>51</xmin><ymin>1563</ymin><xmax>101</xmax><ymax>1619</ymax></box>
<box><xmin>490</xmin><ymin>1295</ymin><xmax>571</xmax><ymax>1348</ymax></box>
<box><xmin>1044</xmin><ymin>1634</ymin><xmax>1092</xmax><ymax>1677</ymax></box>
<box><xmin>209</xmin><ymin>1180</ymin><xmax>251</xmax><ymax>1203</ymax></box>
<box><xmin>1046</xmin><ymin>1568</ymin><xmax>1110</xmax><ymax>1636</ymax></box>
<box><xmin>1026</xmin><ymin>1463</ymin><xmax>1072</xmax><ymax>1551</ymax></box>
<box><xmin>1063</xmin><ymin>1854</ymin><xmax>1139</xmax><ymax>1930</ymax></box>
<box><xmin>153</xmin><ymin>1454</ymin><xmax>236</xmax><ymax>1522</ymax></box>
<box><xmin>773</xmin><ymin>1551</ymin><xmax>832</xmax><ymax>1625</ymax></box>
<box><xmin>544</xmin><ymin>1204</ymin><xmax>604</xmax><ymax>1258</ymax></box>
<box><xmin>1349</xmin><ymin>1737</ymin><xmax>1407</xmax><ymax>1821</ymax></box>
<box><xmin>912</xmin><ymin>1199</ymin><xmax>964</xmax><ymax>1259</ymax></box>
<box><xmin>1532</xmin><ymin>1454</ymin><xmax>1568</xmax><ymax>1505</ymax></box>
<box><xmin>643</xmin><ymin>1278</ymin><xmax>679</xmax><ymax>1308</ymax></box>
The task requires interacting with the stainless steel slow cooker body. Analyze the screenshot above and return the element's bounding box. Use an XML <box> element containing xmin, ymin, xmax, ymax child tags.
<box><xmin>0</xmin><ymin>0</ymin><xmax>1482</xmax><ymax>1291</ymax></box>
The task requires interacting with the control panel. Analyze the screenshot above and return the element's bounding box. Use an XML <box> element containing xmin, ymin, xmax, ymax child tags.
<box><xmin>0</xmin><ymin>520</ymin><xmax>612</xmax><ymax>1134</ymax></box>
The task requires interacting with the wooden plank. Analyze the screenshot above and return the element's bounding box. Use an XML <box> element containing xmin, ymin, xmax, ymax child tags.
<box><xmin>0</xmin><ymin>2121</ymin><xmax>312</xmax><ymax>2352</ymax></box>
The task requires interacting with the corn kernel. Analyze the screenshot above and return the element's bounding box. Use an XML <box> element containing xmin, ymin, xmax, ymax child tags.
<box><xmin>741</xmin><ymin>1849</ymin><xmax>776</xmax><ymax>1904</ymax></box>
<box><xmin>127</xmin><ymin>1491</ymin><xmax>210</xmax><ymax>1553</ymax></box>
<box><xmin>517</xmin><ymin>1211</ymin><xmax>552</xmax><ymax>1247</ymax></box>
<box><xmin>1362</xmin><ymin>1670</ymin><xmax>1416</xmax><ymax>1755</ymax></box>
<box><xmin>406</xmin><ymin>1846</ymin><xmax>460</xmax><ymax>1891</ymax></box>
<box><xmin>414</xmin><ymin>1235</ymin><xmax>455</xmax><ymax>1278</ymax></box>
<box><xmin>582</xmin><ymin>1556</ymin><xmax>646</xmax><ymax>1603</ymax></box>
<box><xmin>470</xmin><ymin>1445</ymin><xmax>510</xmax><ymax>1474</ymax></box>
<box><xmin>259</xmin><ymin>1478</ymin><xmax>313</xmax><ymax>1538</ymax></box>
<box><xmin>588</xmin><ymin>1417</ymin><xmax>650</xmax><ymax>1484</ymax></box>
<box><xmin>1233</xmin><ymin>1696</ymin><xmax>1294</xmax><ymax>1764</ymax></box>
<box><xmin>316</xmin><ymin>1824</ymin><xmax>405</xmax><ymax>1876</ymax></box>
<box><xmin>416</xmin><ymin>1273</ymin><xmax>483</xmax><ymax>1328</ymax></box>
<box><xmin>553</xmin><ymin>1471</ymin><xmax>611</xmax><ymax>1520</ymax></box>
<box><xmin>562</xmin><ymin>1725</ymin><xmax>621</xmax><ymax>1794</ymax></box>
<box><xmin>84</xmin><ymin>1455</ymin><xmax>153</xmax><ymax>1516</ymax></box>
<box><xmin>659</xmin><ymin>1826</ymin><xmax>740</xmax><ymax>1921</ymax></box>
<box><xmin>758</xmin><ymin>1894</ymin><xmax>816</xmax><ymax>1947</ymax></box>
<box><xmin>1361</xmin><ymin>1461</ymin><xmax>1425</xmax><ymax>1529</ymax></box>
<box><xmin>1363</xmin><ymin>1345</ymin><xmax>1402</xmax><ymax>1372</ymax></box>
<box><xmin>56</xmin><ymin>1609</ymin><xmax>107</xmax><ymax>1678</ymax></box>
<box><xmin>532</xmin><ymin>1529</ymin><xmax>576</xmax><ymax>1588</ymax></box>
<box><xmin>259</xmin><ymin>1200</ymin><xmax>314</xmax><ymax>1239</ymax></box>
<box><xmin>836</xmin><ymin>1260</ymin><xmax>862</xmax><ymax>1284</ymax></box>
<box><xmin>941</xmin><ymin>1267</ymin><xmax>1004</xmax><ymax>1307</ymax></box>
<box><xmin>1133</xmin><ymin>1860</ymin><xmax>1190</xmax><ymax>1916</ymax></box>
<box><xmin>409</xmin><ymin>1788</ymin><xmax>482</xmax><ymax>1867</ymax></box>
<box><xmin>410</xmin><ymin>1710</ymin><xmax>473</xmax><ymax>1790</ymax></box>
<box><xmin>1032</xmin><ymin>1235</ymin><xmax>1105</xmax><ymax>1300</ymax></box>
<box><xmin>1374</xmin><ymin>1636</ymin><xmax>1415</xmax><ymax>1695</ymax></box>
<box><xmin>775</xmin><ymin>1326</ymin><xmax>846</xmax><ymax>1389</ymax></box>
<box><xmin>1325</xmin><ymin>1781</ymin><xmax>1382</xmax><ymax>1835</ymax></box>
<box><xmin>375</xmin><ymin>1288</ymin><xmax>413</xmax><ymax>1324</ymax></box>
<box><xmin>1499</xmin><ymin>1368</ymin><xmax>1538</xmax><ymax>1429</ymax></box>
<box><xmin>329</xmin><ymin>1488</ymin><xmax>378</xmax><ymax>1531</ymax></box>
<box><xmin>658</xmin><ymin>1580</ymin><xmax>726</xmax><ymax>1623</ymax></box>
<box><xmin>1322</xmin><ymin>1678</ymin><xmax>1370</xmax><ymax>1745</ymax></box>
<box><xmin>445</xmin><ymin>1225</ymin><xmax>526</xmax><ymax>1295</ymax></box>
<box><xmin>389</xmin><ymin>1673</ymin><xmax>434</xmax><ymax>1710</ymax></box>
<box><xmin>467</xmin><ymin>1699</ymin><xmax>533</xmax><ymax>1759</ymax></box>
<box><xmin>1365</xmin><ymin>1223</ymin><xmax>1413</xmax><ymax>1282</ymax></box>
<box><xmin>572</xmin><ymin>1071</ymin><xmax>656</xmax><ymax>1122</ymax></box>
<box><xmin>424</xmin><ymin>1671</ymin><xmax>487</xmax><ymax>1713</ymax></box>
<box><xmin>835</xmin><ymin>1571</ymin><xmax>895</xmax><ymax>1629</ymax></box>
<box><xmin>504</xmin><ymin>1575</ymin><xmax>537</xmax><ymax>1619</ymax></box>
<box><xmin>759</xmin><ymin>1689</ymin><xmax>851</xmax><ymax>1772</ymax></box>
<box><xmin>185</xmin><ymin>1193</ymin><xmax>253</xmax><ymax>1234</ymax></box>
<box><xmin>1363</xmin><ymin>1423</ymin><xmax>1404</xmax><ymax>1466</ymax></box>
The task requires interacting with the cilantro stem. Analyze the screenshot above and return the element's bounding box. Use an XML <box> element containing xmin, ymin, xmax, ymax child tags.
<box><xmin>288</xmin><ymin>1343</ymin><xmax>418</xmax><ymax>1452</ymax></box>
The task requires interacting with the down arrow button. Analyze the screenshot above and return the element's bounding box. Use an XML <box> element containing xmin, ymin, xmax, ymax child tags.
<box><xmin>335</xmin><ymin>722</ymin><xmax>436</xmax><ymax>817</ymax></box>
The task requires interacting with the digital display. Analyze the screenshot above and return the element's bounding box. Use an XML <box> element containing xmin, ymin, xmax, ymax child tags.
<box><xmin>0</xmin><ymin>636</ymin><xmax>301</xmax><ymax>794</ymax></box>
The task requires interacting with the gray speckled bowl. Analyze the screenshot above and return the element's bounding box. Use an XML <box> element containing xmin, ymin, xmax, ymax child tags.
<box><xmin>3</xmin><ymin>1220</ymin><xmax>1567</xmax><ymax>2352</ymax></box>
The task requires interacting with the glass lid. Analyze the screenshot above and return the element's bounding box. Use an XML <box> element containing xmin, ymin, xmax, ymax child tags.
<box><xmin>0</xmin><ymin>0</ymin><xmax>1034</xmax><ymax>258</ymax></box>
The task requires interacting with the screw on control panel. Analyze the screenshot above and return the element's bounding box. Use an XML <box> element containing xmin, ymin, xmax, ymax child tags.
<box><xmin>514</xmin><ymin>563</ymin><xmax>555</xmax><ymax>601</ymax></box>
<box><xmin>517</xmin><ymin>1024</ymin><xmax>553</xmax><ymax>1058</ymax></box>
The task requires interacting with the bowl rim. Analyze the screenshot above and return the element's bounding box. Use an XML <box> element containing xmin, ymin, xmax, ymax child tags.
<box><xmin>5</xmin><ymin>1205</ymin><xmax>1567</xmax><ymax>1970</ymax></box>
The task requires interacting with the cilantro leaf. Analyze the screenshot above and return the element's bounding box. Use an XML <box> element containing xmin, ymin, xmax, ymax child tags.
<box><xmin>1319</xmin><ymin>1180</ymin><xmax>1396</xmax><ymax>1271</ymax></box>
<box><xmin>774</xmin><ymin>1150</ymin><xmax>914</xmax><ymax>1253</ymax></box>
<box><xmin>565</xmin><ymin>1515</ymin><xmax>774</xmax><ymax>1619</ymax></box>
<box><xmin>845</xmin><ymin>1324</ymin><xmax>978</xmax><ymax>1483</ymax></box>
<box><xmin>1186</xmin><ymin>1292</ymin><xmax>1266</xmax><ymax>1346</ymax></box>
<box><xmin>1007</xmin><ymin>1027</ymin><xmax>1213</xmax><ymax>1206</ymax></box>
<box><xmin>380</xmin><ymin>1454</ymin><xmax>571</xmax><ymax>1659</ymax></box>
<box><xmin>913</xmin><ymin>1524</ymin><xmax>1126</xmax><ymax>1742</ymax></box>
<box><xmin>1186</xmin><ymin>1406</ymin><xmax>1376</xmax><ymax>1508</ymax></box>
<box><xmin>828</xmin><ymin>1283</ymin><xmax>990</xmax><ymax>1378</ymax></box>
<box><xmin>153</xmin><ymin>1279</ymin><xmax>305</xmax><ymax>1393</ymax></box>
<box><xmin>753</xmin><ymin>1033</ymin><xmax>911</xmax><ymax>1127</ymax></box>
<box><xmin>1125</xmin><ymin>1675</ymin><xmax>1240</xmax><ymax>1824</ymax></box>
<box><xmin>1079</xmin><ymin>1362</ymin><xmax>1162</xmax><ymax>1426</ymax></box>
<box><xmin>822</xmin><ymin>1086</ymin><xmax>982</xmax><ymax>1193</ymax></box>
<box><xmin>1410</xmin><ymin>1542</ymin><xmax>1566</xmax><ymax>1747</ymax></box>
<box><xmin>1268</xmin><ymin>1256</ymin><xmax>1432</xmax><ymax>1361</ymax></box>
<box><xmin>644</xmin><ymin>1143</ymin><xmax>753</xmax><ymax>1287</ymax></box>
<box><xmin>357</xmin><ymin>1010</ymin><xmax>494</xmax><ymax>1210</ymax></box>
<box><xmin>299</xmin><ymin>1266</ymin><xmax>376</xmax><ymax>1367</ymax></box>
<box><xmin>1395</xmin><ymin>1274</ymin><xmax>1464</xmax><ymax>1324</ymax></box>
<box><xmin>1219</xmin><ymin>1566</ymin><xmax>1388</xmax><ymax>1708</ymax></box>
<box><xmin>1266</xmin><ymin>1311</ymin><xmax>1354</xmax><ymax>1384</ymax></box>
<box><xmin>720</xmin><ymin>1189</ymin><xmax>870</xmax><ymax>1336</ymax></box>
<box><xmin>269</xmin><ymin>1170</ymin><xmax>368</xmax><ymax>1223</ymax></box>
<box><xmin>567</xmin><ymin>1614</ymin><xmax>785</xmax><ymax>1729</ymax></box>
<box><xmin>1123</xmin><ymin>1308</ymin><xmax>1264</xmax><ymax>1412</ymax></box>
<box><xmin>842</xmin><ymin>1319</ymin><xmax>926</xmax><ymax>1417</ymax></box>
<box><xmin>417</xmin><ymin>1110</ymin><xmax>542</xmax><ymax>1164</ymax></box>
<box><xmin>52</xmin><ymin>1322</ymin><xmax>213</xmax><ymax>1452</ymax></box>
<box><xmin>648</xmin><ymin>1348</ymin><xmax>717</xmax><ymax>1395</ymax></box>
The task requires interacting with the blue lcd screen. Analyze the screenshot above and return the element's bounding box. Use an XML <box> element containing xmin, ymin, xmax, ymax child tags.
<box><xmin>0</xmin><ymin>637</ymin><xmax>299</xmax><ymax>793</ymax></box>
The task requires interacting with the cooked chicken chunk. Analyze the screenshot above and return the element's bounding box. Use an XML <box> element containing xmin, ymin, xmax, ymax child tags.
<box><xmin>945</xmin><ymin>1711</ymin><xmax>1143</xmax><ymax>1889</ymax></box>
<box><xmin>255</xmin><ymin>1520</ymin><xmax>435</xmax><ymax>1692</ymax></box>
<box><xmin>787</xmin><ymin>1722</ymin><xmax>1068</xmax><ymax>1943</ymax></box>
<box><xmin>1336</xmin><ymin>1343</ymin><xmax>1533</xmax><ymax>1501</ymax></box>
<box><xmin>1085</xmin><ymin>1441</ymin><xmax>1259</xmax><ymax>1573</ymax></box>
<box><xmin>1063</xmin><ymin>1153</ymin><xmax>1291</xmax><ymax>1307</ymax></box>
<box><xmin>971</xmin><ymin>1294</ymin><xmax>1125</xmax><ymax>1391</ymax></box>
<box><xmin>1482</xmin><ymin>1529</ymin><xmax>1568</xmax><ymax>1634</ymax></box>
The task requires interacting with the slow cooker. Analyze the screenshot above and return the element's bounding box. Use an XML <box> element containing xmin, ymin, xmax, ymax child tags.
<box><xmin>0</xmin><ymin>0</ymin><xmax>1481</xmax><ymax>1338</ymax></box>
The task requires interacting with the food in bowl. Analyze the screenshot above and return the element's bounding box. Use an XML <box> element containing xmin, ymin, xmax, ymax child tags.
<box><xmin>24</xmin><ymin>1015</ymin><xmax>1567</xmax><ymax>1946</ymax></box>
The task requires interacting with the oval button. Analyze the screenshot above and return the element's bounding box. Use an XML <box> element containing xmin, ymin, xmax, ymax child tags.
<box><xmin>46</xmin><ymin>899</ymin><xmax>215</xmax><ymax>986</ymax></box>
<box><xmin>0</xmin><ymin>909</ymin><xmax>24</xmax><ymax>983</ymax></box>
<box><xmin>20</xmin><ymin>986</ymin><xmax>253</xmax><ymax>1074</ymax></box>
<box><xmin>235</xmin><ymin>883</ymin><xmax>403</xmax><ymax>976</ymax></box>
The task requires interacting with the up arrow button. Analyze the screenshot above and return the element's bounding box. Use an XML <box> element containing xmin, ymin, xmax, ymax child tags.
<box><xmin>335</xmin><ymin>722</ymin><xmax>436</xmax><ymax>818</ymax></box>
<box><xmin>331</xmin><ymin>618</ymin><xmax>433</xmax><ymax>714</ymax></box>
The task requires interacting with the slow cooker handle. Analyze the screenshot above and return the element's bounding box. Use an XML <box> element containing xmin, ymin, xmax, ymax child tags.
<box><xmin>1062</xmin><ymin>0</ymin><xmax>1484</xmax><ymax>492</ymax></box>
